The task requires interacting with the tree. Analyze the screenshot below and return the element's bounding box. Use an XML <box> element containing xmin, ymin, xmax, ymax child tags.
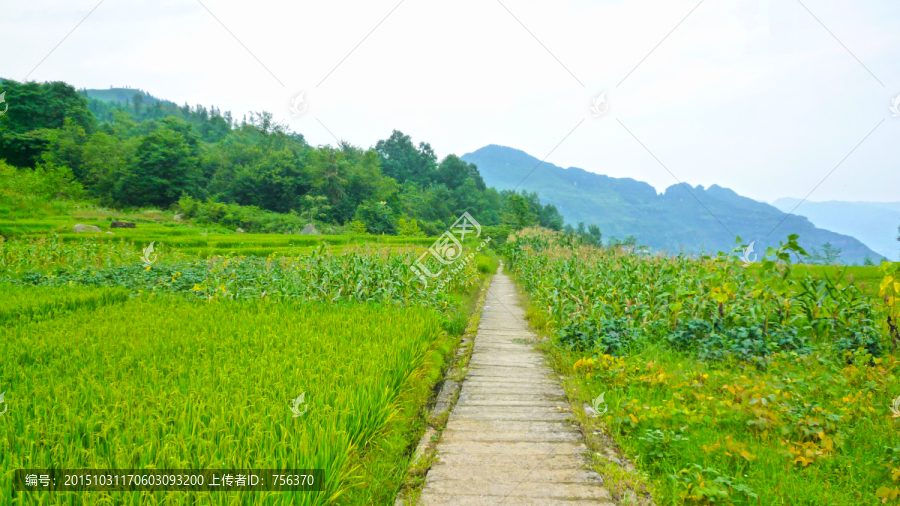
<box><xmin>0</xmin><ymin>80</ymin><xmax>95</xmax><ymax>167</ymax></box>
<box><xmin>374</xmin><ymin>130</ymin><xmax>437</xmax><ymax>185</ymax></box>
<box><xmin>347</xmin><ymin>219</ymin><xmax>367</xmax><ymax>235</ymax></box>
<box><xmin>114</xmin><ymin>118</ymin><xmax>202</xmax><ymax>206</ymax></box>
<box><xmin>586</xmin><ymin>224</ymin><xmax>602</xmax><ymax>247</ymax></box>
<box><xmin>539</xmin><ymin>203</ymin><xmax>564</xmax><ymax>231</ymax></box>
<box><xmin>354</xmin><ymin>200</ymin><xmax>395</xmax><ymax>234</ymax></box>
<box><xmin>435</xmin><ymin>154</ymin><xmax>485</xmax><ymax>190</ymax></box>
<box><xmin>396</xmin><ymin>217</ymin><xmax>425</xmax><ymax>237</ymax></box>
<box><xmin>298</xmin><ymin>195</ymin><xmax>330</xmax><ymax>224</ymax></box>
<box><xmin>311</xmin><ymin>144</ymin><xmax>394</xmax><ymax>224</ymax></box>
<box><xmin>39</xmin><ymin>119</ymin><xmax>88</xmax><ymax>180</ymax></box>
<box><xmin>228</xmin><ymin>148</ymin><xmax>306</xmax><ymax>213</ymax></box>
<box><xmin>0</xmin><ymin>159</ymin><xmax>83</xmax><ymax>200</ymax></box>
<box><xmin>503</xmin><ymin>193</ymin><xmax>537</xmax><ymax>230</ymax></box>
<box><xmin>132</xmin><ymin>92</ymin><xmax>144</xmax><ymax>116</ymax></box>
<box><xmin>80</xmin><ymin>131</ymin><xmax>138</xmax><ymax>203</ymax></box>
<box><xmin>809</xmin><ymin>242</ymin><xmax>842</xmax><ymax>265</ymax></box>
<box><xmin>0</xmin><ymin>77</ymin><xmax>574</xmax><ymax>238</ymax></box>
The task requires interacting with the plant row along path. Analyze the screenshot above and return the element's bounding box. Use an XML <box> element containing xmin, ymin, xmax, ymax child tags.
<box><xmin>418</xmin><ymin>267</ymin><xmax>614</xmax><ymax>505</ymax></box>
<box><xmin>502</xmin><ymin>228</ymin><xmax>900</xmax><ymax>505</ymax></box>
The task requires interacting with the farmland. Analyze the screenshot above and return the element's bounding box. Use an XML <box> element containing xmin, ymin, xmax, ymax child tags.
<box><xmin>0</xmin><ymin>212</ymin><xmax>498</xmax><ymax>505</ymax></box>
<box><xmin>0</xmin><ymin>207</ymin><xmax>435</xmax><ymax>260</ymax></box>
<box><xmin>503</xmin><ymin>228</ymin><xmax>899</xmax><ymax>505</ymax></box>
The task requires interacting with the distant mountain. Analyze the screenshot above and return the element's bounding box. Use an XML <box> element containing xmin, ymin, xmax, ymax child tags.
<box><xmin>79</xmin><ymin>87</ymin><xmax>176</xmax><ymax>107</ymax></box>
<box><xmin>772</xmin><ymin>198</ymin><xmax>900</xmax><ymax>261</ymax></box>
<box><xmin>462</xmin><ymin>145</ymin><xmax>885</xmax><ymax>264</ymax></box>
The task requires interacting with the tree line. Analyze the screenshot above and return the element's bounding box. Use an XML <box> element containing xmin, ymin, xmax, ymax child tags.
<box><xmin>0</xmin><ymin>79</ymin><xmax>574</xmax><ymax>237</ymax></box>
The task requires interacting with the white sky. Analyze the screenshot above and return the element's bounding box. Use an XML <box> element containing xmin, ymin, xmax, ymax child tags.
<box><xmin>4</xmin><ymin>0</ymin><xmax>899</xmax><ymax>203</ymax></box>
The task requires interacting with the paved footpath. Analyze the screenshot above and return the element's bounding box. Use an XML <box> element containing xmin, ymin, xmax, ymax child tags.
<box><xmin>418</xmin><ymin>268</ymin><xmax>614</xmax><ymax>505</ymax></box>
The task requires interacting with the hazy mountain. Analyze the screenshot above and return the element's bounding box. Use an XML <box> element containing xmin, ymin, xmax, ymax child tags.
<box><xmin>772</xmin><ymin>198</ymin><xmax>900</xmax><ymax>261</ymax></box>
<box><xmin>79</xmin><ymin>87</ymin><xmax>175</xmax><ymax>106</ymax></box>
<box><xmin>462</xmin><ymin>145</ymin><xmax>885</xmax><ymax>264</ymax></box>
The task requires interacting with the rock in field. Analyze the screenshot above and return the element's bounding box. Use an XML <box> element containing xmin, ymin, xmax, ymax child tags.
<box><xmin>299</xmin><ymin>223</ymin><xmax>319</xmax><ymax>235</ymax></box>
<box><xmin>236</xmin><ymin>228</ymin><xmax>245</xmax><ymax>234</ymax></box>
<box><xmin>110</xmin><ymin>221</ymin><xmax>136</xmax><ymax>229</ymax></box>
<box><xmin>73</xmin><ymin>224</ymin><xmax>101</xmax><ymax>233</ymax></box>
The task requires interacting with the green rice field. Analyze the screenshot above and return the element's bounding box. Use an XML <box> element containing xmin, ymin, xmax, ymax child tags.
<box><xmin>0</xmin><ymin>215</ymin><xmax>498</xmax><ymax>505</ymax></box>
<box><xmin>1</xmin><ymin>298</ymin><xmax>456</xmax><ymax>504</ymax></box>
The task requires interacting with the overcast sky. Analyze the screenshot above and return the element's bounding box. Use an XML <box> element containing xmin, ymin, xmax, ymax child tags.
<box><xmin>4</xmin><ymin>0</ymin><xmax>898</xmax><ymax>203</ymax></box>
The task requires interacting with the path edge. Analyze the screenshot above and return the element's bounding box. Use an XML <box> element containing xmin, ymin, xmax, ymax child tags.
<box><xmin>504</xmin><ymin>268</ymin><xmax>659</xmax><ymax>506</ymax></box>
<box><xmin>393</xmin><ymin>273</ymin><xmax>493</xmax><ymax>506</ymax></box>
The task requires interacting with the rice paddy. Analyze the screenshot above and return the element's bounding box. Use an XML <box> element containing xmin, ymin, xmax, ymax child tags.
<box><xmin>0</xmin><ymin>215</ymin><xmax>497</xmax><ymax>505</ymax></box>
<box><xmin>1</xmin><ymin>299</ymin><xmax>455</xmax><ymax>505</ymax></box>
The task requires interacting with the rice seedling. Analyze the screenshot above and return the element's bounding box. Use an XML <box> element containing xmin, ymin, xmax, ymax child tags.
<box><xmin>0</xmin><ymin>284</ymin><xmax>129</xmax><ymax>325</ymax></box>
<box><xmin>0</xmin><ymin>298</ymin><xmax>451</xmax><ymax>505</ymax></box>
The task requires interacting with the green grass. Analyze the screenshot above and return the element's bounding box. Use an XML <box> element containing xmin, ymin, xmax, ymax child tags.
<box><xmin>792</xmin><ymin>264</ymin><xmax>884</xmax><ymax>294</ymax></box>
<box><xmin>0</xmin><ymin>214</ymin><xmax>445</xmax><ymax>264</ymax></box>
<box><xmin>1</xmin><ymin>297</ymin><xmax>452</xmax><ymax>505</ymax></box>
<box><xmin>547</xmin><ymin>343</ymin><xmax>899</xmax><ymax>505</ymax></box>
<box><xmin>0</xmin><ymin>284</ymin><xmax>129</xmax><ymax>325</ymax></box>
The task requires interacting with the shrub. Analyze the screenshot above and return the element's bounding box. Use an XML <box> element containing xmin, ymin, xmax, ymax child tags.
<box><xmin>834</xmin><ymin>321</ymin><xmax>883</xmax><ymax>359</ymax></box>
<box><xmin>396</xmin><ymin>217</ymin><xmax>424</xmax><ymax>237</ymax></box>
<box><xmin>665</xmin><ymin>319</ymin><xmax>713</xmax><ymax>351</ymax></box>
<box><xmin>176</xmin><ymin>196</ymin><xmax>310</xmax><ymax>233</ymax></box>
<box><xmin>354</xmin><ymin>200</ymin><xmax>395</xmax><ymax>234</ymax></box>
<box><xmin>666</xmin><ymin>320</ymin><xmax>811</xmax><ymax>365</ymax></box>
<box><xmin>557</xmin><ymin>317</ymin><xmax>637</xmax><ymax>356</ymax></box>
<box><xmin>0</xmin><ymin>159</ymin><xmax>83</xmax><ymax>200</ymax></box>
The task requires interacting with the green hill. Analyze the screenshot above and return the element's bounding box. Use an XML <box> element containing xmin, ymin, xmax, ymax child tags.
<box><xmin>79</xmin><ymin>87</ymin><xmax>175</xmax><ymax>106</ymax></box>
<box><xmin>462</xmin><ymin>145</ymin><xmax>885</xmax><ymax>264</ymax></box>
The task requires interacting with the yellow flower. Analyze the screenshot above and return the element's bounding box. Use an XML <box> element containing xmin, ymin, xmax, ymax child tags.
<box><xmin>145</xmin><ymin>266</ymin><xmax>152</xmax><ymax>271</ymax></box>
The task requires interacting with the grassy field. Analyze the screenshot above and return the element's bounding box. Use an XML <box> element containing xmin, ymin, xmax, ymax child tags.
<box><xmin>0</xmin><ymin>202</ymin><xmax>499</xmax><ymax>505</ymax></box>
<box><xmin>0</xmin><ymin>214</ymin><xmax>434</xmax><ymax>258</ymax></box>
<box><xmin>0</xmin><ymin>284</ymin><xmax>130</xmax><ymax>325</ymax></box>
<box><xmin>1</xmin><ymin>298</ymin><xmax>457</xmax><ymax>505</ymax></box>
<box><xmin>503</xmin><ymin>229</ymin><xmax>900</xmax><ymax>505</ymax></box>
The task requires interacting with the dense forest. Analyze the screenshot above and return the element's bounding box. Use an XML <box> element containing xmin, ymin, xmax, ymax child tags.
<box><xmin>0</xmin><ymin>79</ymin><xmax>567</xmax><ymax>237</ymax></box>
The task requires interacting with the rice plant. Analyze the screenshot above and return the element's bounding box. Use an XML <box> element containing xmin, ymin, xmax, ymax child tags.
<box><xmin>0</xmin><ymin>298</ymin><xmax>448</xmax><ymax>505</ymax></box>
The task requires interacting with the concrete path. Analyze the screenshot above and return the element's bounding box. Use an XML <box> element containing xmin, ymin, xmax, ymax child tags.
<box><xmin>418</xmin><ymin>268</ymin><xmax>614</xmax><ymax>505</ymax></box>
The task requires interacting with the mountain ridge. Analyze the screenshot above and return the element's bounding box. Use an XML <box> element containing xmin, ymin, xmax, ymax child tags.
<box><xmin>462</xmin><ymin>144</ymin><xmax>885</xmax><ymax>264</ymax></box>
